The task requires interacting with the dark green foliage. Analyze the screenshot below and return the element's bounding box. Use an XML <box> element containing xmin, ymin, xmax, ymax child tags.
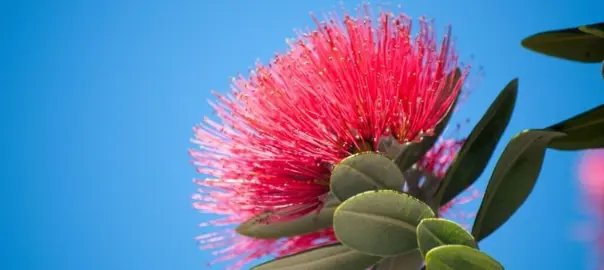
<box><xmin>522</xmin><ymin>22</ymin><xmax>604</xmax><ymax>63</ymax></box>
<box><xmin>436</xmin><ymin>79</ymin><xmax>518</xmax><ymax>205</ymax></box>
<box><xmin>472</xmin><ymin>130</ymin><xmax>564</xmax><ymax>241</ymax></box>
<box><xmin>546</xmin><ymin>105</ymin><xmax>604</xmax><ymax>150</ymax></box>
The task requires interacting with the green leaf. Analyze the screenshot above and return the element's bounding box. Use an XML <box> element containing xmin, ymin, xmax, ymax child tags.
<box><xmin>374</xmin><ymin>249</ymin><xmax>424</xmax><ymax>270</ymax></box>
<box><xmin>437</xmin><ymin>79</ymin><xmax>518</xmax><ymax>205</ymax></box>
<box><xmin>333</xmin><ymin>190</ymin><xmax>435</xmax><ymax>257</ymax></box>
<box><xmin>251</xmin><ymin>244</ymin><xmax>381</xmax><ymax>270</ymax></box>
<box><xmin>236</xmin><ymin>203</ymin><xmax>337</xmax><ymax>239</ymax></box>
<box><xmin>579</xmin><ymin>24</ymin><xmax>604</xmax><ymax>39</ymax></box>
<box><xmin>521</xmin><ymin>22</ymin><xmax>604</xmax><ymax>63</ymax></box>
<box><xmin>416</xmin><ymin>218</ymin><xmax>477</xmax><ymax>258</ymax></box>
<box><xmin>425</xmin><ymin>245</ymin><xmax>503</xmax><ymax>270</ymax></box>
<box><xmin>393</xmin><ymin>68</ymin><xmax>463</xmax><ymax>172</ymax></box>
<box><xmin>330</xmin><ymin>152</ymin><xmax>405</xmax><ymax>201</ymax></box>
<box><xmin>471</xmin><ymin>130</ymin><xmax>565</xmax><ymax>241</ymax></box>
<box><xmin>546</xmin><ymin>105</ymin><xmax>604</xmax><ymax>150</ymax></box>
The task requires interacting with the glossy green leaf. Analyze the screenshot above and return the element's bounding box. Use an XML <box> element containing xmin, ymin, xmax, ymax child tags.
<box><xmin>393</xmin><ymin>69</ymin><xmax>463</xmax><ymax>172</ymax></box>
<box><xmin>425</xmin><ymin>245</ymin><xmax>503</xmax><ymax>270</ymax></box>
<box><xmin>333</xmin><ymin>190</ymin><xmax>435</xmax><ymax>257</ymax></box>
<box><xmin>330</xmin><ymin>152</ymin><xmax>405</xmax><ymax>201</ymax></box>
<box><xmin>472</xmin><ymin>130</ymin><xmax>565</xmax><ymax>241</ymax></box>
<box><xmin>521</xmin><ymin>22</ymin><xmax>604</xmax><ymax>63</ymax></box>
<box><xmin>416</xmin><ymin>218</ymin><xmax>477</xmax><ymax>258</ymax></box>
<box><xmin>236</xmin><ymin>203</ymin><xmax>337</xmax><ymax>239</ymax></box>
<box><xmin>546</xmin><ymin>105</ymin><xmax>604</xmax><ymax>150</ymax></box>
<box><xmin>251</xmin><ymin>244</ymin><xmax>381</xmax><ymax>270</ymax></box>
<box><xmin>374</xmin><ymin>249</ymin><xmax>424</xmax><ymax>270</ymax></box>
<box><xmin>437</xmin><ymin>79</ymin><xmax>518</xmax><ymax>205</ymax></box>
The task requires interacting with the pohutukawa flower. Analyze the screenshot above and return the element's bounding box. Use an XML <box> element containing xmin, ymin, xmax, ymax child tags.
<box><xmin>191</xmin><ymin>6</ymin><xmax>475</xmax><ymax>268</ymax></box>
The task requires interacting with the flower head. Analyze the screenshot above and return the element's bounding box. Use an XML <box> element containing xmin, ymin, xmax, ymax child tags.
<box><xmin>191</xmin><ymin>6</ymin><xmax>472</xmax><ymax>268</ymax></box>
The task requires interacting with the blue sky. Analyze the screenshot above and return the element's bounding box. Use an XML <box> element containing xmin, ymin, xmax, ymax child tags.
<box><xmin>3</xmin><ymin>0</ymin><xmax>604</xmax><ymax>269</ymax></box>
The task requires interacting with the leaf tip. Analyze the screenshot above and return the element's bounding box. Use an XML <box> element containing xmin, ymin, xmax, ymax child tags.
<box><xmin>509</xmin><ymin>78</ymin><xmax>519</xmax><ymax>88</ymax></box>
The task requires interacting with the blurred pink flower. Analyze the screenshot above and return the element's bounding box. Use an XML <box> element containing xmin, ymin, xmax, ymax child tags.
<box><xmin>190</xmin><ymin>6</ymin><xmax>474</xmax><ymax>268</ymax></box>
<box><xmin>577</xmin><ymin>150</ymin><xmax>604</xmax><ymax>269</ymax></box>
<box><xmin>578</xmin><ymin>150</ymin><xmax>604</xmax><ymax>211</ymax></box>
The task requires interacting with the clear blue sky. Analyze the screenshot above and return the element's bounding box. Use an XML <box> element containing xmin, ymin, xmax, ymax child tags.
<box><xmin>3</xmin><ymin>1</ymin><xmax>604</xmax><ymax>269</ymax></box>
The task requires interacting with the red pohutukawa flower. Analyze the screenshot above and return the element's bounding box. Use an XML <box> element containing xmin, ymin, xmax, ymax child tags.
<box><xmin>191</xmin><ymin>7</ymin><xmax>474</xmax><ymax>268</ymax></box>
